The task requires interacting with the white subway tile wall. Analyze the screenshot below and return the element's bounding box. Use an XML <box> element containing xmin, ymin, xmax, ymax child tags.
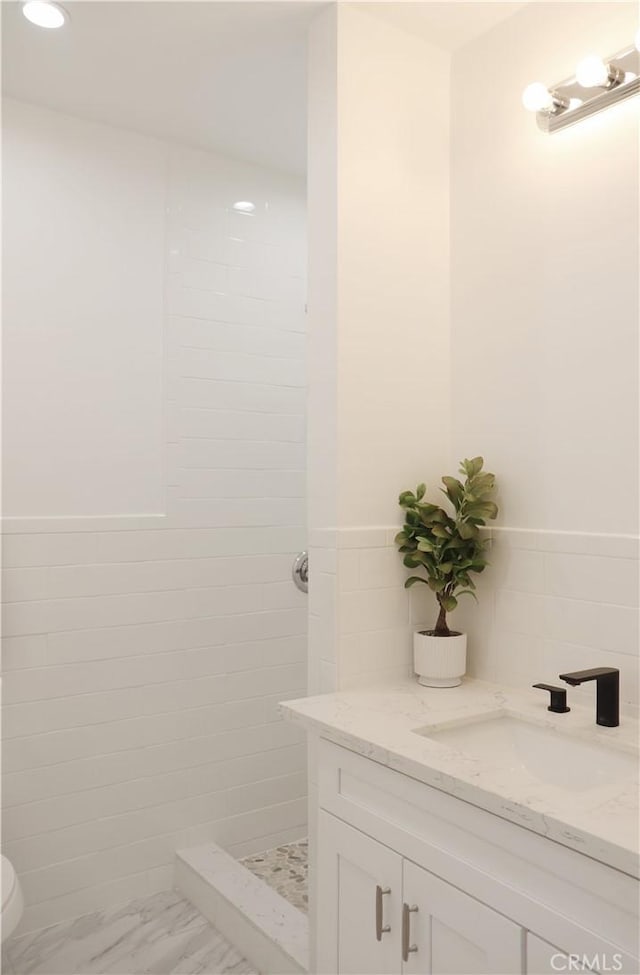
<box><xmin>309</xmin><ymin>527</ymin><xmax>639</xmax><ymax>711</ymax></box>
<box><xmin>459</xmin><ymin>529</ymin><xmax>640</xmax><ymax>715</ymax></box>
<box><xmin>308</xmin><ymin>528</ymin><xmax>414</xmax><ymax>692</ymax></box>
<box><xmin>2</xmin><ymin>140</ymin><xmax>308</xmax><ymax>932</ymax></box>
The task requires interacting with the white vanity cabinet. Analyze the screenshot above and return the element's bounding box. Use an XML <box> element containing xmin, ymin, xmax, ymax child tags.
<box><xmin>314</xmin><ymin>739</ymin><xmax>638</xmax><ymax>975</ymax></box>
<box><xmin>318</xmin><ymin>811</ymin><xmax>523</xmax><ymax>974</ymax></box>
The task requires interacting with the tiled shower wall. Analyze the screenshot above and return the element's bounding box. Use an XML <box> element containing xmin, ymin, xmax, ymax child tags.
<box><xmin>309</xmin><ymin>526</ymin><xmax>639</xmax><ymax>716</ymax></box>
<box><xmin>2</xmin><ymin>120</ymin><xmax>307</xmax><ymax>933</ymax></box>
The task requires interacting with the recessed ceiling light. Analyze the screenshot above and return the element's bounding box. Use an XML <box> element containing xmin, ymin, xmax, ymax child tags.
<box><xmin>232</xmin><ymin>201</ymin><xmax>255</xmax><ymax>213</ymax></box>
<box><xmin>21</xmin><ymin>0</ymin><xmax>68</xmax><ymax>28</ymax></box>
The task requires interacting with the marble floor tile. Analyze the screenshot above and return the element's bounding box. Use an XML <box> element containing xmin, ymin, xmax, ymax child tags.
<box><xmin>240</xmin><ymin>839</ymin><xmax>308</xmax><ymax>914</ymax></box>
<box><xmin>4</xmin><ymin>889</ymin><xmax>257</xmax><ymax>975</ymax></box>
<box><xmin>2</xmin><ymin>948</ymin><xmax>17</xmax><ymax>974</ymax></box>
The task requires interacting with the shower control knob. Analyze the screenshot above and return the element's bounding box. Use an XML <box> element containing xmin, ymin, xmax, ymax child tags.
<box><xmin>292</xmin><ymin>551</ymin><xmax>309</xmax><ymax>593</ymax></box>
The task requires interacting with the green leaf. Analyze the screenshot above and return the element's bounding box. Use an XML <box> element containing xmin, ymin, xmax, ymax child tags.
<box><xmin>443</xmin><ymin>536</ymin><xmax>466</xmax><ymax>550</ymax></box>
<box><xmin>416</xmin><ymin>538</ymin><xmax>434</xmax><ymax>552</ymax></box>
<box><xmin>437</xmin><ymin>562</ymin><xmax>453</xmax><ymax>574</ymax></box>
<box><xmin>457</xmin><ymin>589</ymin><xmax>479</xmax><ymax>603</ymax></box>
<box><xmin>403</xmin><ymin>554</ymin><xmax>423</xmax><ymax>568</ymax></box>
<box><xmin>441</xmin><ymin>595</ymin><xmax>458</xmax><ymax>612</ymax></box>
<box><xmin>399</xmin><ymin>490</ymin><xmax>416</xmax><ymax>507</ymax></box>
<box><xmin>466</xmin><ymin>502</ymin><xmax>498</xmax><ymax>521</ymax></box>
<box><xmin>468</xmin><ymin>472</ymin><xmax>495</xmax><ymax>496</ymax></box>
<box><xmin>441</xmin><ymin>476</ymin><xmax>464</xmax><ymax>510</ymax></box>
<box><xmin>429</xmin><ymin>508</ymin><xmax>450</xmax><ymax>524</ymax></box>
<box><xmin>416</xmin><ymin>483</ymin><xmax>426</xmax><ymax>501</ymax></box>
<box><xmin>404</xmin><ymin>576</ymin><xmax>428</xmax><ymax>588</ymax></box>
<box><xmin>417</xmin><ymin>504</ymin><xmax>442</xmax><ymax>526</ymax></box>
<box><xmin>460</xmin><ymin>456</ymin><xmax>484</xmax><ymax>479</ymax></box>
<box><xmin>468</xmin><ymin>559</ymin><xmax>488</xmax><ymax>571</ymax></box>
<box><xmin>427</xmin><ymin>578</ymin><xmax>445</xmax><ymax>593</ymax></box>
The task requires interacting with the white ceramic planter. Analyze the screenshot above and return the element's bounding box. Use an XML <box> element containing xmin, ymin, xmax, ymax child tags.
<box><xmin>413</xmin><ymin>629</ymin><xmax>467</xmax><ymax>687</ymax></box>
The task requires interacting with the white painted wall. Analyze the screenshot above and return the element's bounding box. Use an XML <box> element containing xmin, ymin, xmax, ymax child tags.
<box><xmin>307</xmin><ymin>2</ymin><xmax>338</xmax><ymax>535</ymax></box>
<box><xmin>336</xmin><ymin>5</ymin><xmax>451</xmax><ymax>528</ymax></box>
<box><xmin>306</xmin><ymin>5</ymin><xmax>451</xmax><ymax>697</ymax></box>
<box><xmin>2</xmin><ymin>102</ymin><xmax>308</xmax><ymax>933</ymax></box>
<box><xmin>2</xmin><ymin>99</ymin><xmax>166</xmax><ymax>517</ymax></box>
<box><xmin>451</xmin><ymin>2</ymin><xmax>639</xmax><ymax>535</ymax></box>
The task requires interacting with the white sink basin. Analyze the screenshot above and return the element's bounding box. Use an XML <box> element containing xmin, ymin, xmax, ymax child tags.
<box><xmin>415</xmin><ymin>715</ymin><xmax>638</xmax><ymax>792</ymax></box>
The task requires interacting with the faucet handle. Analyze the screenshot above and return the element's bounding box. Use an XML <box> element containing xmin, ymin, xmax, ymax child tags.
<box><xmin>533</xmin><ymin>683</ymin><xmax>570</xmax><ymax>714</ymax></box>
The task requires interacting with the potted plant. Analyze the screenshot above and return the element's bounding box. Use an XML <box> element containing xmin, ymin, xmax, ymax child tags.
<box><xmin>395</xmin><ymin>457</ymin><xmax>498</xmax><ymax>687</ymax></box>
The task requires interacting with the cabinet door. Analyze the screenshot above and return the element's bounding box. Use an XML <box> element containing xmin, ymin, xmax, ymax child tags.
<box><xmin>527</xmin><ymin>934</ymin><xmax>601</xmax><ymax>974</ymax></box>
<box><xmin>402</xmin><ymin>859</ymin><xmax>524</xmax><ymax>974</ymax></box>
<box><xmin>317</xmin><ymin>810</ymin><xmax>403</xmax><ymax>974</ymax></box>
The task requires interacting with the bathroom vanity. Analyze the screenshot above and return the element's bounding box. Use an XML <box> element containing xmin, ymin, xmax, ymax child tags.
<box><xmin>282</xmin><ymin>680</ymin><xmax>640</xmax><ymax>975</ymax></box>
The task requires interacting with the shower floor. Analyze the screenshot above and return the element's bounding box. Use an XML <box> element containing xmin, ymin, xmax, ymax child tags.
<box><xmin>240</xmin><ymin>839</ymin><xmax>308</xmax><ymax>914</ymax></box>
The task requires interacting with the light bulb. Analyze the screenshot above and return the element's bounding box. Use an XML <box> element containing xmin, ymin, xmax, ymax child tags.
<box><xmin>575</xmin><ymin>54</ymin><xmax>609</xmax><ymax>88</ymax></box>
<box><xmin>522</xmin><ymin>82</ymin><xmax>553</xmax><ymax>112</ymax></box>
<box><xmin>21</xmin><ymin>0</ymin><xmax>67</xmax><ymax>28</ymax></box>
<box><xmin>232</xmin><ymin>201</ymin><xmax>255</xmax><ymax>213</ymax></box>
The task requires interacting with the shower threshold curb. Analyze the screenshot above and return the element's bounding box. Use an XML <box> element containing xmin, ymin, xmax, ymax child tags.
<box><xmin>175</xmin><ymin>842</ymin><xmax>308</xmax><ymax>974</ymax></box>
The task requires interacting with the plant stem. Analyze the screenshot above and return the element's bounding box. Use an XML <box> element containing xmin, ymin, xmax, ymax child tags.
<box><xmin>434</xmin><ymin>599</ymin><xmax>450</xmax><ymax>636</ymax></box>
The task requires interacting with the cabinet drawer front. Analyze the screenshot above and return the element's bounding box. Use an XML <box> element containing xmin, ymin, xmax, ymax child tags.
<box><xmin>318</xmin><ymin>738</ymin><xmax>639</xmax><ymax>969</ymax></box>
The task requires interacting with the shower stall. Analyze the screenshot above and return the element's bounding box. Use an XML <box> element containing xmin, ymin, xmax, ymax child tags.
<box><xmin>1</xmin><ymin>2</ymin><xmax>312</xmax><ymax>962</ymax></box>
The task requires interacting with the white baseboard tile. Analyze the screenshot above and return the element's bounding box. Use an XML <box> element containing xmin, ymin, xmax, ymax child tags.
<box><xmin>175</xmin><ymin>843</ymin><xmax>308</xmax><ymax>974</ymax></box>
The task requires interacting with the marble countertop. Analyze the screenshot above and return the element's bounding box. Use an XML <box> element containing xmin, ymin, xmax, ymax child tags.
<box><xmin>280</xmin><ymin>678</ymin><xmax>640</xmax><ymax>877</ymax></box>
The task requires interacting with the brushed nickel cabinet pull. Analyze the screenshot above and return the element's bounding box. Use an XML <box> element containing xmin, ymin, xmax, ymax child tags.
<box><xmin>402</xmin><ymin>903</ymin><xmax>419</xmax><ymax>962</ymax></box>
<box><xmin>375</xmin><ymin>885</ymin><xmax>391</xmax><ymax>941</ymax></box>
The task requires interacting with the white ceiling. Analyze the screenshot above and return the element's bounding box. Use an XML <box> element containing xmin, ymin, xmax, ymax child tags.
<box><xmin>2</xmin><ymin>1</ymin><xmax>321</xmax><ymax>174</ymax></box>
<box><xmin>2</xmin><ymin>1</ymin><xmax>526</xmax><ymax>176</ymax></box>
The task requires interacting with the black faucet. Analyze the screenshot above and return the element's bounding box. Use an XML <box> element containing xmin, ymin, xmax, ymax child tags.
<box><xmin>532</xmin><ymin>683</ymin><xmax>570</xmax><ymax>713</ymax></box>
<box><xmin>559</xmin><ymin>668</ymin><xmax>620</xmax><ymax>727</ymax></box>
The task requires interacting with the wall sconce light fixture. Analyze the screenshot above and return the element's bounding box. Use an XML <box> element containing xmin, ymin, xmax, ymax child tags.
<box><xmin>523</xmin><ymin>42</ymin><xmax>639</xmax><ymax>132</ymax></box>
